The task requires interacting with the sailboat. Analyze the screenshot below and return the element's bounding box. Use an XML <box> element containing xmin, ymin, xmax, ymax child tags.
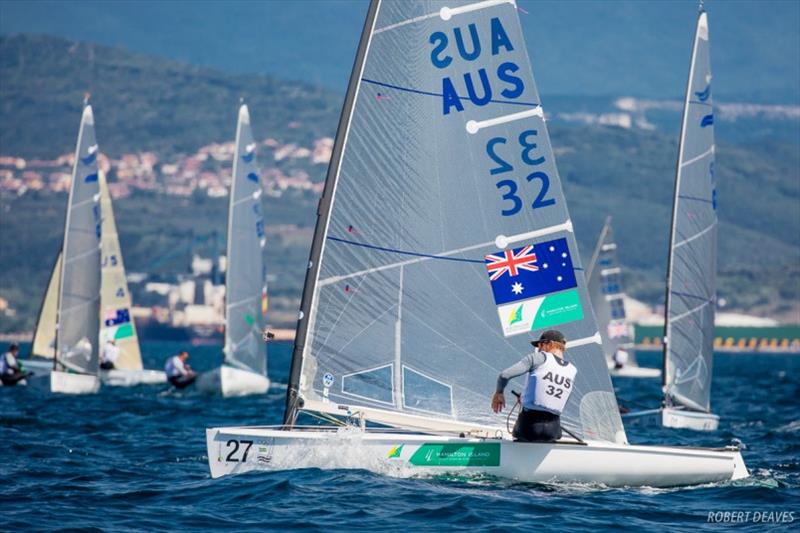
<box><xmin>196</xmin><ymin>104</ymin><xmax>270</xmax><ymax>396</ymax></box>
<box><xmin>206</xmin><ymin>0</ymin><xmax>745</xmax><ymax>485</ymax></box>
<box><xmin>50</xmin><ymin>103</ymin><xmax>103</xmax><ymax>394</ymax></box>
<box><xmin>97</xmin><ymin>172</ymin><xmax>166</xmax><ymax>386</ymax></box>
<box><xmin>623</xmin><ymin>6</ymin><xmax>719</xmax><ymax>431</ymax></box>
<box><xmin>586</xmin><ymin>217</ymin><xmax>660</xmax><ymax>378</ymax></box>
<box><xmin>26</xmin><ymin>173</ymin><xmax>164</xmax><ymax>386</ymax></box>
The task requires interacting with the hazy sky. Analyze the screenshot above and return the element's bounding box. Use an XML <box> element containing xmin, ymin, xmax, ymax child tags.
<box><xmin>1</xmin><ymin>0</ymin><xmax>798</xmax><ymax>101</ymax></box>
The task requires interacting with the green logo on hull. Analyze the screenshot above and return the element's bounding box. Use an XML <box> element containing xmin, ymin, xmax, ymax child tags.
<box><xmin>409</xmin><ymin>443</ymin><xmax>500</xmax><ymax>467</ymax></box>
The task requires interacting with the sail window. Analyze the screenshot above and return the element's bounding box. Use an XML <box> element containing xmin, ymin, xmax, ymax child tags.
<box><xmin>610</xmin><ymin>298</ymin><xmax>626</xmax><ymax>320</ymax></box>
<box><xmin>341</xmin><ymin>364</ymin><xmax>394</xmax><ymax>406</ymax></box>
<box><xmin>402</xmin><ymin>366</ymin><xmax>454</xmax><ymax>417</ymax></box>
<box><xmin>602</xmin><ymin>273</ymin><xmax>621</xmax><ymax>294</ymax></box>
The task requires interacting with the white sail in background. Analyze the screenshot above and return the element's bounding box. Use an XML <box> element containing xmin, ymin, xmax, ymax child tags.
<box><xmin>224</xmin><ymin>104</ymin><xmax>268</xmax><ymax>377</ymax></box>
<box><xmin>30</xmin><ymin>253</ymin><xmax>61</xmax><ymax>359</ymax></box>
<box><xmin>99</xmin><ymin>172</ymin><xmax>143</xmax><ymax>371</ymax></box>
<box><xmin>586</xmin><ymin>217</ymin><xmax>636</xmax><ymax>365</ymax></box>
<box><xmin>56</xmin><ymin>104</ymin><xmax>102</xmax><ymax>375</ymax></box>
<box><xmin>286</xmin><ymin>0</ymin><xmax>625</xmax><ymax>443</ymax></box>
<box><xmin>663</xmin><ymin>10</ymin><xmax>716</xmax><ymax>412</ymax></box>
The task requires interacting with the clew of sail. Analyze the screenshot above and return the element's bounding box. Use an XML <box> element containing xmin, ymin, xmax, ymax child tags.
<box><xmin>56</xmin><ymin>104</ymin><xmax>102</xmax><ymax>375</ymax></box>
<box><xmin>287</xmin><ymin>0</ymin><xmax>625</xmax><ymax>443</ymax></box>
<box><xmin>663</xmin><ymin>10</ymin><xmax>716</xmax><ymax>412</ymax></box>
<box><xmin>31</xmin><ymin>253</ymin><xmax>62</xmax><ymax>359</ymax></box>
<box><xmin>586</xmin><ymin>217</ymin><xmax>636</xmax><ymax>365</ymax></box>
<box><xmin>99</xmin><ymin>172</ymin><xmax>143</xmax><ymax>370</ymax></box>
<box><xmin>223</xmin><ymin>104</ymin><xmax>268</xmax><ymax>376</ymax></box>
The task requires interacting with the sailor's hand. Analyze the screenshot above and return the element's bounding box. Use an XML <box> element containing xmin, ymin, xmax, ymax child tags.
<box><xmin>491</xmin><ymin>392</ymin><xmax>505</xmax><ymax>413</ymax></box>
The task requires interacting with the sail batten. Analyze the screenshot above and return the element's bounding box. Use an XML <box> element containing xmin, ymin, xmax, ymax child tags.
<box><xmin>663</xmin><ymin>9</ymin><xmax>716</xmax><ymax>412</ymax></box>
<box><xmin>223</xmin><ymin>104</ymin><xmax>268</xmax><ymax>376</ymax></box>
<box><xmin>55</xmin><ymin>105</ymin><xmax>102</xmax><ymax>375</ymax></box>
<box><xmin>288</xmin><ymin>0</ymin><xmax>624</xmax><ymax>443</ymax></box>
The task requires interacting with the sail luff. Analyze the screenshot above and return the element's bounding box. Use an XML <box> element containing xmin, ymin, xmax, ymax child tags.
<box><xmin>284</xmin><ymin>0</ymin><xmax>382</xmax><ymax>426</ymax></box>
<box><xmin>30</xmin><ymin>252</ymin><xmax>61</xmax><ymax>359</ymax></box>
<box><xmin>663</xmin><ymin>9</ymin><xmax>715</xmax><ymax>411</ymax></box>
<box><xmin>99</xmin><ymin>172</ymin><xmax>143</xmax><ymax>370</ymax></box>
<box><xmin>56</xmin><ymin>104</ymin><xmax>102</xmax><ymax>375</ymax></box>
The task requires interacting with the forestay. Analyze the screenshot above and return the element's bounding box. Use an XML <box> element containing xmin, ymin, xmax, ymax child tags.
<box><xmin>56</xmin><ymin>105</ymin><xmax>101</xmax><ymax>375</ymax></box>
<box><xmin>30</xmin><ymin>253</ymin><xmax>61</xmax><ymax>359</ymax></box>
<box><xmin>586</xmin><ymin>217</ymin><xmax>636</xmax><ymax>365</ymax></box>
<box><xmin>288</xmin><ymin>0</ymin><xmax>625</xmax><ymax>443</ymax></box>
<box><xmin>663</xmin><ymin>10</ymin><xmax>716</xmax><ymax>413</ymax></box>
<box><xmin>224</xmin><ymin>104</ymin><xmax>268</xmax><ymax>376</ymax></box>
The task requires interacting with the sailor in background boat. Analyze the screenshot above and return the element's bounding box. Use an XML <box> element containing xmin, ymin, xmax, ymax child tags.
<box><xmin>100</xmin><ymin>339</ymin><xmax>120</xmax><ymax>370</ymax></box>
<box><xmin>164</xmin><ymin>351</ymin><xmax>197</xmax><ymax>389</ymax></box>
<box><xmin>491</xmin><ymin>330</ymin><xmax>577</xmax><ymax>442</ymax></box>
<box><xmin>612</xmin><ymin>348</ymin><xmax>629</xmax><ymax>370</ymax></box>
<box><xmin>1</xmin><ymin>343</ymin><xmax>32</xmax><ymax>386</ymax></box>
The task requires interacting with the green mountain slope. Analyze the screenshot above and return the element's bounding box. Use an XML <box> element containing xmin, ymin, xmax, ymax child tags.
<box><xmin>0</xmin><ymin>34</ymin><xmax>797</xmax><ymax>332</ymax></box>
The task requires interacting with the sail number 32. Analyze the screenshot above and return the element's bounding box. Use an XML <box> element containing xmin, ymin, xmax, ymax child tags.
<box><xmin>486</xmin><ymin>129</ymin><xmax>555</xmax><ymax>216</ymax></box>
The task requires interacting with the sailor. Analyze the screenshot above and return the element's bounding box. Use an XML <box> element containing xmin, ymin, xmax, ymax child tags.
<box><xmin>100</xmin><ymin>339</ymin><xmax>120</xmax><ymax>370</ymax></box>
<box><xmin>164</xmin><ymin>350</ymin><xmax>197</xmax><ymax>389</ymax></box>
<box><xmin>612</xmin><ymin>348</ymin><xmax>629</xmax><ymax>370</ymax></box>
<box><xmin>491</xmin><ymin>330</ymin><xmax>577</xmax><ymax>442</ymax></box>
<box><xmin>1</xmin><ymin>343</ymin><xmax>32</xmax><ymax>386</ymax></box>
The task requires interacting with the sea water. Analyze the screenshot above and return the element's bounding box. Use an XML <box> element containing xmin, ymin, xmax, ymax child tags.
<box><xmin>1</xmin><ymin>342</ymin><xmax>797</xmax><ymax>531</ymax></box>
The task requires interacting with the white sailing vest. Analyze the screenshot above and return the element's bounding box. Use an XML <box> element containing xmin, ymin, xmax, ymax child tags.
<box><xmin>521</xmin><ymin>352</ymin><xmax>577</xmax><ymax>415</ymax></box>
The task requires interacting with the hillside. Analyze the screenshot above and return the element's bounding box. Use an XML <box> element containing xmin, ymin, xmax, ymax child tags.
<box><xmin>0</xmin><ymin>34</ymin><xmax>798</xmax><ymax>332</ymax></box>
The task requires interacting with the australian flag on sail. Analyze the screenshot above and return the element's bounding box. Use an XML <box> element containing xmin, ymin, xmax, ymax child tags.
<box><xmin>104</xmin><ymin>308</ymin><xmax>131</xmax><ymax>327</ymax></box>
<box><xmin>484</xmin><ymin>238</ymin><xmax>577</xmax><ymax>305</ymax></box>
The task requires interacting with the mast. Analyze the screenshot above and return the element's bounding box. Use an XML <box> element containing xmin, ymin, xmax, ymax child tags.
<box><xmin>283</xmin><ymin>0</ymin><xmax>381</xmax><ymax>426</ymax></box>
<box><xmin>661</xmin><ymin>6</ymin><xmax>705</xmax><ymax>400</ymax></box>
<box><xmin>223</xmin><ymin>102</ymin><xmax>243</xmax><ymax>363</ymax></box>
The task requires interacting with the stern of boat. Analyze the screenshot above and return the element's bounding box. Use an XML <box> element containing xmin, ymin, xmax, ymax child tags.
<box><xmin>50</xmin><ymin>370</ymin><xmax>100</xmax><ymax>394</ymax></box>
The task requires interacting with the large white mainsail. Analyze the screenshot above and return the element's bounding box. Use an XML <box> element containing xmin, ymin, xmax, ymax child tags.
<box><xmin>223</xmin><ymin>104</ymin><xmax>268</xmax><ymax>378</ymax></box>
<box><xmin>662</xmin><ymin>8</ymin><xmax>717</xmax><ymax>414</ymax></box>
<box><xmin>285</xmin><ymin>0</ymin><xmax>625</xmax><ymax>443</ymax></box>
<box><xmin>55</xmin><ymin>104</ymin><xmax>102</xmax><ymax>377</ymax></box>
<box><xmin>30</xmin><ymin>253</ymin><xmax>61</xmax><ymax>359</ymax></box>
<box><xmin>99</xmin><ymin>172</ymin><xmax>143</xmax><ymax>371</ymax></box>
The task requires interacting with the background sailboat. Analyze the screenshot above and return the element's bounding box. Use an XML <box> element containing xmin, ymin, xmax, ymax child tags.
<box><xmin>207</xmin><ymin>0</ymin><xmax>745</xmax><ymax>485</ymax></box>
<box><xmin>586</xmin><ymin>217</ymin><xmax>660</xmax><ymax>378</ymax></box>
<box><xmin>51</xmin><ymin>103</ymin><xmax>102</xmax><ymax>394</ymax></box>
<box><xmin>624</xmin><ymin>7</ymin><xmax>719</xmax><ymax>430</ymax></box>
<box><xmin>197</xmin><ymin>103</ymin><xmax>270</xmax><ymax>396</ymax></box>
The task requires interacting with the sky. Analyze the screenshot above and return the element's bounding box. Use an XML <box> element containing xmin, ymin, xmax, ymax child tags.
<box><xmin>1</xmin><ymin>0</ymin><xmax>798</xmax><ymax>102</ymax></box>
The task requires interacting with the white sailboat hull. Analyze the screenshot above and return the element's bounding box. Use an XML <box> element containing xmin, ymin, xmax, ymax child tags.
<box><xmin>50</xmin><ymin>370</ymin><xmax>101</xmax><ymax>394</ymax></box>
<box><xmin>623</xmin><ymin>407</ymin><xmax>720</xmax><ymax>431</ymax></box>
<box><xmin>101</xmin><ymin>369</ymin><xmax>167</xmax><ymax>386</ymax></box>
<box><xmin>205</xmin><ymin>426</ymin><xmax>747</xmax><ymax>487</ymax></box>
<box><xmin>607</xmin><ymin>363</ymin><xmax>661</xmax><ymax>378</ymax></box>
<box><xmin>196</xmin><ymin>365</ymin><xmax>270</xmax><ymax>397</ymax></box>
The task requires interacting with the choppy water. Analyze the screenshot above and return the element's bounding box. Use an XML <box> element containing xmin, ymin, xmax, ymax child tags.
<box><xmin>1</xmin><ymin>342</ymin><xmax>798</xmax><ymax>531</ymax></box>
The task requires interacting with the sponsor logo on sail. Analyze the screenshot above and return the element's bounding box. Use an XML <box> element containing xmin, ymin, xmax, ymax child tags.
<box><xmin>508</xmin><ymin>304</ymin><xmax>523</xmax><ymax>326</ymax></box>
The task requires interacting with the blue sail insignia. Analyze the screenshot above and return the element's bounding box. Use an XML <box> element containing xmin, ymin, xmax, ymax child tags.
<box><xmin>694</xmin><ymin>84</ymin><xmax>711</xmax><ymax>102</ymax></box>
<box><xmin>700</xmin><ymin>114</ymin><xmax>714</xmax><ymax>128</ymax></box>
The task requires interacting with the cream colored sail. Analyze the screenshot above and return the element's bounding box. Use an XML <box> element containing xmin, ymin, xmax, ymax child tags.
<box><xmin>99</xmin><ymin>172</ymin><xmax>143</xmax><ymax>370</ymax></box>
<box><xmin>31</xmin><ymin>253</ymin><xmax>61</xmax><ymax>359</ymax></box>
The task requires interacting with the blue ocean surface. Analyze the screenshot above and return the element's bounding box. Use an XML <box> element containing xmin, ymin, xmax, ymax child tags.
<box><xmin>1</xmin><ymin>342</ymin><xmax>798</xmax><ymax>531</ymax></box>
